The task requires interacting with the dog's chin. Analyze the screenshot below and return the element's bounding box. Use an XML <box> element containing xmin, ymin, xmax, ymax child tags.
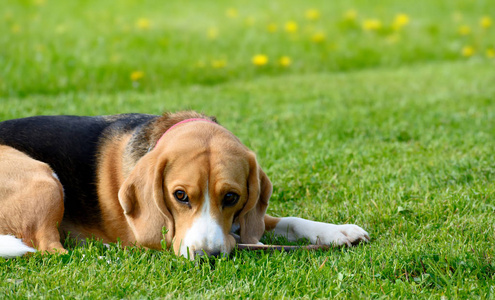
<box><xmin>175</xmin><ymin>234</ymin><xmax>236</xmax><ymax>260</ymax></box>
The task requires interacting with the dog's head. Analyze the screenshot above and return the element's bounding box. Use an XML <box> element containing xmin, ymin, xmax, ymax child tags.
<box><xmin>118</xmin><ymin>119</ymin><xmax>272</xmax><ymax>259</ymax></box>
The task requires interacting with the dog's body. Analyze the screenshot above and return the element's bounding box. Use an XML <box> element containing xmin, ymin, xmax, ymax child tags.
<box><xmin>0</xmin><ymin>112</ymin><xmax>369</xmax><ymax>259</ymax></box>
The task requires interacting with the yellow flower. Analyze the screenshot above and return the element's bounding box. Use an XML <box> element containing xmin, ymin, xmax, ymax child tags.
<box><xmin>130</xmin><ymin>71</ymin><xmax>145</xmax><ymax>81</ymax></box>
<box><xmin>252</xmin><ymin>54</ymin><xmax>268</xmax><ymax>66</ymax></box>
<box><xmin>362</xmin><ymin>19</ymin><xmax>382</xmax><ymax>31</ymax></box>
<box><xmin>4</xmin><ymin>12</ymin><xmax>13</xmax><ymax>21</ymax></box>
<box><xmin>344</xmin><ymin>9</ymin><xmax>358</xmax><ymax>21</ymax></box>
<box><xmin>458</xmin><ymin>25</ymin><xmax>471</xmax><ymax>36</ymax></box>
<box><xmin>311</xmin><ymin>32</ymin><xmax>325</xmax><ymax>43</ymax></box>
<box><xmin>226</xmin><ymin>8</ymin><xmax>238</xmax><ymax>19</ymax></box>
<box><xmin>461</xmin><ymin>46</ymin><xmax>475</xmax><ymax>57</ymax></box>
<box><xmin>267</xmin><ymin>23</ymin><xmax>278</xmax><ymax>33</ymax></box>
<box><xmin>392</xmin><ymin>13</ymin><xmax>410</xmax><ymax>30</ymax></box>
<box><xmin>480</xmin><ymin>16</ymin><xmax>492</xmax><ymax>29</ymax></box>
<box><xmin>211</xmin><ymin>59</ymin><xmax>226</xmax><ymax>68</ymax></box>
<box><xmin>207</xmin><ymin>27</ymin><xmax>218</xmax><ymax>39</ymax></box>
<box><xmin>279</xmin><ymin>56</ymin><xmax>292</xmax><ymax>67</ymax></box>
<box><xmin>11</xmin><ymin>24</ymin><xmax>21</xmax><ymax>33</ymax></box>
<box><xmin>486</xmin><ymin>48</ymin><xmax>495</xmax><ymax>58</ymax></box>
<box><xmin>305</xmin><ymin>9</ymin><xmax>320</xmax><ymax>21</ymax></box>
<box><xmin>285</xmin><ymin>21</ymin><xmax>298</xmax><ymax>33</ymax></box>
<box><xmin>135</xmin><ymin>18</ymin><xmax>151</xmax><ymax>30</ymax></box>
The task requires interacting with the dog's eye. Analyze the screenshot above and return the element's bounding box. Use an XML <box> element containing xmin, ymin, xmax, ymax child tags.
<box><xmin>223</xmin><ymin>192</ymin><xmax>240</xmax><ymax>207</ymax></box>
<box><xmin>174</xmin><ymin>190</ymin><xmax>189</xmax><ymax>203</ymax></box>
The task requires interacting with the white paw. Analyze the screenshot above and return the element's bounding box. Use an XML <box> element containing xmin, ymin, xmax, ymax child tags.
<box><xmin>316</xmin><ymin>224</ymin><xmax>370</xmax><ymax>247</ymax></box>
<box><xmin>274</xmin><ymin>217</ymin><xmax>370</xmax><ymax>247</ymax></box>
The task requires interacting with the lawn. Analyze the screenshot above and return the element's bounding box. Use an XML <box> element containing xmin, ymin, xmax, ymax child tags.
<box><xmin>1</xmin><ymin>0</ymin><xmax>494</xmax><ymax>298</ymax></box>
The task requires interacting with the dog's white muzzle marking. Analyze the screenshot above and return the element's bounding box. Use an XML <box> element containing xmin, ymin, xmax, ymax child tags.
<box><xmin>179</xmin><ymin>184</ymin><xmax>226</xmax><ymax>258</ymax></box>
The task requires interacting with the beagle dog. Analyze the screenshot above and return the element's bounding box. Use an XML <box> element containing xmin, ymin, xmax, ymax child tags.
<box><xmin>0</xmin><ymin>111</ymin><xmax>369</xmax><ymax>259</ymax></box>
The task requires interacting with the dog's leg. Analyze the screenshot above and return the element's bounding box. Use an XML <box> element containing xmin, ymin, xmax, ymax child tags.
<box><xmin>264</xmin><ymin>215</ymin><xmax>369</xmax><ymax>246</ymax></box>
<box><xmin>32</xmin><ymin>181</ymin><xmax>67</xmax><ymax>254</ymax></box>
<box><xmin>0</xmin><ymin>146</ymin><xmax>67</xmax><ymax>257</ymax></box>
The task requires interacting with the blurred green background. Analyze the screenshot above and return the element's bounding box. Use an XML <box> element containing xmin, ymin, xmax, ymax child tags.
<box><xmin>1</xmin><ymin>0</ymin><xmax>493</xmax><ymax>97</ymax></box>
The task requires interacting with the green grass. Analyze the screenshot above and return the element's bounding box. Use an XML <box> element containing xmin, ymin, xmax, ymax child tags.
<box><xmin>1</xmin><ymin>0</ymin><xmax>495</xmax><ymax>298</ymax></box>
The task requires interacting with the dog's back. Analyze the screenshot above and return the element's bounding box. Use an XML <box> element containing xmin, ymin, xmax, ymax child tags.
<box><xmin>0</xmin><ymin>114</ymin><xmax>155</xmax><ymax>226</ymax></box>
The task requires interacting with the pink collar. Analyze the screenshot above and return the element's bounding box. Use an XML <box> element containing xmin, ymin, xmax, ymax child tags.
<box><xmin>154</xmin><ymin>118</ymin><xmax>217</xmax><ymax>149</ymax></box>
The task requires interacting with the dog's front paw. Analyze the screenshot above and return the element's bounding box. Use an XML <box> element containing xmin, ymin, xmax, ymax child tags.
<box><xmin>320</xmin><ymin>224</ymin><xmax>370</xmax><ymax>247</ymax></box>
<box><xmin>291</xmin><ymin>218</ymin><xmax>370</xmax><ymax>247</ymax></box>
<box><xmin>273</xmin><ymin>217</ymin><xmax>370</xmax><ymax>247</ymax></box>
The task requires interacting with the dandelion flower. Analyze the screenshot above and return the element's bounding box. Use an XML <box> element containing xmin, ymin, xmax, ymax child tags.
<box><xmin>305</xmin><ymin>9</ymin><xmax>320</xmax><ymax>21</ymax></box>
<box><xmin>130</xmin><ymin>71</ymin><xmax>145</xmax><ymax>81</ymax></box>
<box><xmin>267</xmin><ymin>23</ymin><xmax>278</xmax><ymax>33</ymax></box>
<box><xmin>279</xmin><ymin>56</ymin><xmax>291</xmax><ymax>67</ymax></box>
<box><xmin>344</xmin><ymin>9</ymin><xmax>358</xmax><ymax>21</ymax></box>
<box><xmin>11</xmin><ymin>24</ymin><xmax>21</xmax><ymax>33</ymax></box>
<box><xmin>207</xmin><ymin>27</ymin><xmax>218</xmax><ymax>39</ymax></box>
<box><xmin>285</xmin><ymin>21</ymin><xmax>298</xmax><ymax>33</ymax></box>
<box><xmin>486</xmin><ymin>48</ymin><xmax>495</xmax><ymax>58</ymax></box>
<box><xmin>311</xmin><ymin>32</ymin><xmax>326</xmax><ymax>43</ymax></box>
<box><xmin>461</xmin><ymin>46</ymin><xmax>475</xmax><ymax>57</ymax></box>
<box><xmin>362</xmin><ymin>19</ymin><xmax>382</xmax><ymax>31</ymax></box>
<box><xmin>226</xmin><ymin>8</ymin><xmax>238</xmax><ymax>19</ymax></box>
<box><xmin>211</xmin><ymin>59</ymin><xmax>226</xmax><ymax>68</ymax></box>
<box><xmin>480</xmin><ymin>16</ymin><xmax>492</xmax><ymax>29</ymax></box>
<box><xmin>135</xmin><ymin>18</ymin><xmax>151</xmax><ymax>30</ymax></box>
<box><xmin>458</xmin><ymin>25</ymin><xmax>471</xmax><ymax>35</ymax></box>
<box><xmin>252</xmin><ymin>54</ymin><xmax>268</xmax><ymax>66</ymax></box>
<box><xmin>392</xmin><ymin>13</ymin><xmax>410</xmax><ymax>30</ymax></box>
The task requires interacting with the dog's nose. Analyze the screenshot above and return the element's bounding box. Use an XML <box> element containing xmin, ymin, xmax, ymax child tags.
<box><xmin>194</xmin><ymin>250</ymin><xmax>222</xmax><ymax>258</ymax></box>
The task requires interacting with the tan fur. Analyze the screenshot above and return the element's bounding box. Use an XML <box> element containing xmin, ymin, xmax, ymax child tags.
<box><xmin>0</xmin><ymin>146</ymin><xmax>66</xmax><ymax>253</ymax></box>
<box><xmin>117</xmin><ymin>145</ymin><xmax>174</xmax><ymax>249</ymax></box>
<box><xmin>95</xmin><ymin>134</ymin><xmax>135</xmax><ymax>244</ymax></box>
<box><xmin>237</xmin><ymin>156</ymin><xmax>272</xmax><ymax>244</ymax></box>
<box><xmin>263</xmin><ymin>215</ymin><xmax>282</xmax><ymax>231</ymax></box>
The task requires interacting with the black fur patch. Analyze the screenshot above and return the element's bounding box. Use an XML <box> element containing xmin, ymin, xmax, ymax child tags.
<box><xmin>0</xmin><ymin>114</ymin><xmax>157</xmax><ymax>226</ymax></box>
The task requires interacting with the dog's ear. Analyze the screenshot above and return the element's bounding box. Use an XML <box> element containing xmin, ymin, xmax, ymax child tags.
<box><xmin>118</xmin><ymin>152</ymin><xmax>174</xmax><ymax>249</ymax></box>
<box><xmin>238</xmin><ymin>153</ymin><xmax>272</xmax><ymax>244</ymax></box>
